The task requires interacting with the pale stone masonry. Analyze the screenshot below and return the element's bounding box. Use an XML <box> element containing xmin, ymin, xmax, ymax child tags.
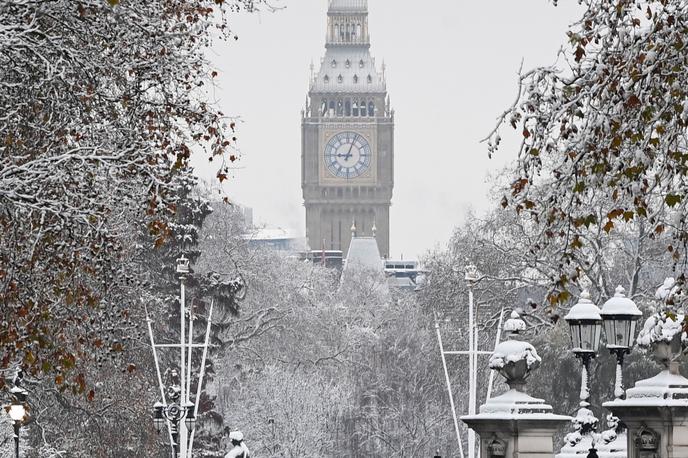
<box><xmin>301</xmin><ymin>0</ymin><xmax>394</xmax><ymax>258</ymax></box>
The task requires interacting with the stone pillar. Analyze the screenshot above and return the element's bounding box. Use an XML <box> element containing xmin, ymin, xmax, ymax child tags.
<box><xmin>462</xmin><ymin>313</ymin><xmax>570</xmax><ymax>458</ymax></box>
<box><xmin>604</xmin><ymin>339</ymin><xmax>688</xmax><ymax>458</ymax></box>
<box><xmin>462</xmin><ymin>415</ymin><xmax>570</xmax><ymax>458</ymax></box>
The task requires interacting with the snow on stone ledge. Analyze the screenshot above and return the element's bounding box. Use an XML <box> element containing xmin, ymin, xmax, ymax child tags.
<box><xmin>636</xmin><ymin>312</ymin><xmax>687</xmax><ymax>347</ymax></box>
<box><xmin>605</xmin><ymin>370</ymin><xmax>688</xmax><ymax>407</ymax></box>
<box><xmin>489</xmin><ymin>340</ymin><xmax>542</xmax><ymax>370</ymax></box>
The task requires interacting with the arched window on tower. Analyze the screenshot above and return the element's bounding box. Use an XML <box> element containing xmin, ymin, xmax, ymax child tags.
<box><xmin>328</xmin><ymin>100</ymin><xmax>335</xmax><ymax>117</ymax></box>
<box><xmin>345</xmin><ymin>59</ymin><xmax>351</xmax><ymax>69</ymax></box>
<box><xmin>331</xmin><ymin>59</ymin><xmax>337</xmax><ymax>68</ymax></box>
<box><xmin>367</xmin><ymin>74</ymin><xmax>373</xmax><ymax>84</ymax></box>
<box><xmin>323</xmin><ymin>74</ymin><xmax>329</xmax><ymax>84</ymax></box>
<box><xmin>337</xmin><ymin>74</ymin><xmax>343</xmax><ymax>84</ymax></box>
<box><xmin>359</xmin><ymin>59</ymin><xmax>365</xmax><ymax>68</ymax></box>
<box><xmin>360</xmin><ymin>99</ymin><xmax>367</xmax><ymax>116</ymax></box>
<box><xmin>351</xmin><ymin>23</ymin><xmax>357</xmax><ymax>41</ymax></box>
<box><xmin>321</xmin><ymin>98</ymin><xmax>327</xmax><ymax>116</ymax></box>
<box><xmin>368</xmin><ymin>101</ymin><xmax>375</xmax><ymax>117</ymax></box>
<box><xmin>352</xmin><ymin>101</ymin><xmax>359</xmax><ymax>116</ymax></box>
<box><xmin>357</xmin><ymin>23</ymin><xmax>362</xmax><ymax>41</ymax></box>
<box><xmin>353</xmin><ymin>74</ymin><xmax>359</xmax><ymax>84</ymax></box>
<box><xmin>334</xmin><ymin>24</ymin><xmax>339</xmax><ymax>41</ymax></box>
<box><xmin>345</xmin><ymin>23</ymin><xmax>350</xmax><ymax>42</ymax></box>
<box><xmin>345</xmin><ymin>99</ymin><xmax>351</xmax><ymax>116</ymax></box>
<box><xmin>336</xmin><ymin>100</ymin><xmax>343</xmax><ymax>116</ymax></box>
<box><xmin>340</xmin><ymin>24</ymin><xmax>345</xmax><ymax>40</ymax></box>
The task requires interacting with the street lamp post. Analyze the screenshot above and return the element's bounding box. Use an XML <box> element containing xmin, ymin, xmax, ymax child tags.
<box><xmin>563</xmin><ymin>290</ymin><xmax>603</xmax><ymax>453</ymax></box>
<box><xmin>564</xmin><ymin>291</ymin><xmax>603</xmax><ymax>407</ymax></box>
<box><xmin>267</xmin><ymin>417</ymin><xmax>277</xmax><ymax>455</ymax></box>
<box><xmin>5</xmin><ymin>371</ymin><xmax>29</xmax><ymax>458</ymax></box>
<box><xmin>147</xmin><ymin>255</ymin><xmax>247</xmax><ymax>458</ymax></box>
<box><xmin>153</xmin><ymin>390</ymin><xmax>195</xmax><ymax>458</ymax></box>
<box><xmin>599</xmin><ymin>285</ymin><xmax>642</xmax><ymax>399</ymax></box>
<box><xmin>464</xmin><ymin>264</ymin><xmax>479</xmax><ymax>458</ymax></box>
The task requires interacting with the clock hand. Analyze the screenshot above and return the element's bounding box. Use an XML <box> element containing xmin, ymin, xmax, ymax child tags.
<box><xmin>344</xmin><ymin>136</ymin><xmax>357</xmax><ymax>160</ymax></box>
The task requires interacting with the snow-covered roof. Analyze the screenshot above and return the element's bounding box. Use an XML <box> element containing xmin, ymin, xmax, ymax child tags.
<box><xmin>564</xmin><ymin>290</ymin><xmax>602</xmax><ymax>321</ymax></box>
<box><xmin>344</xmin><ymin>236</ymin><xmax>383</xmax><ymax>271</ymax></box>
<box><xmin>387</xmin><ymin>275</ymin><xmax>416</xmax><ymax>290</ymax></box>
<box><xmin>329</xmin><ymin>0</ymin><xmax>367</xmax><ymax>12</ymax></box>
<box><xmin>339</xmin><ymin>236</ymin><xmax>389</xmax><ymax>297</ymax></box>
<box><xmin>243</xmin><ymin>227</ymin><xmax>297</xmax><ymax>241</ymax></box>
<box><xmin>311</xmin><ymin>48</ymin><xmax>385</xmax><ymax>94</ymax></box>
<box><xmin>600</xmin><ymin>285</ymin><xmax>641</xmax><ymax>317</ymax></box>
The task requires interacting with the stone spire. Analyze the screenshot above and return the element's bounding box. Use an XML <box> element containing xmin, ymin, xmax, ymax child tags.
<box><xmin>325</xmin><ymin>0</ymin><xmax>370</xmax><ymax>49</ymax></box>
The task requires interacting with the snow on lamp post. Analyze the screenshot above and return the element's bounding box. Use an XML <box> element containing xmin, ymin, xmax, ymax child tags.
<box><xmin>565</xmin><ymin>290</ymin><xmax>603</xmax><ymax>405</ymax></box>
<box><xmin>559</xmin><ymin>290</ymin><xmax>603</xmax><ymax>458</ymax></box>
<box><xmin>599</xmin><ymin>286</ymin><xmax>642</xmax><ymax>399</ymax></box>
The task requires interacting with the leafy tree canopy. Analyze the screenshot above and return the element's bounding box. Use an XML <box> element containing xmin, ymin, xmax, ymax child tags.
<box><xmin>488</xmin><ymin>0</ymin><xmax>688</xmax><ymax>303</ymax></box>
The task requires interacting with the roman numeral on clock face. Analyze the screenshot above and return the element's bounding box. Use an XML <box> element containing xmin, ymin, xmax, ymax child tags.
<box><xmin>324</xmin><ymin>131</ymin><xmax>372</xmax><ymax>179</ymax></box>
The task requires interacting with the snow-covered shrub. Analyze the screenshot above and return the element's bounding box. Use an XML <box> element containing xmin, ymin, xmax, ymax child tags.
<box><xmin>489</xmin><ymin>340</ymin><xmax>542</xmax><ymax>371</ymax></box>
<box><xmin>636</xmin><ymin>312</ymin><xmax>688</xmax><ymax>348</ymax></box>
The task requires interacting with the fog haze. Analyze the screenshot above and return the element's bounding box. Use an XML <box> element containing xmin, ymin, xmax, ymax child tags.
<box><xmin>194</xmin><ymin>1</ymin><xmax>583</xmax><ymax>259</ymax></box>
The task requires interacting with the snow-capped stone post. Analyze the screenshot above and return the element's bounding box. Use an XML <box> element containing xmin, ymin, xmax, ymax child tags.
<box><xmin>461</xmin><ymin>311</ymin><xmax>570</xmax><ymax>458</ymax></box>
<box><xmin>558</xmin><ymin>291</ymin><xmax>603</xmax><ymax>458</ymax></box>
<box><xmin>604</xmin><ymin>278</ymin><xmax>688</xmax><ymax>458</ymax></box>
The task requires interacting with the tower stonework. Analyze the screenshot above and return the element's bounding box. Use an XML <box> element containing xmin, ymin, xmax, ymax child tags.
<box><xmin>302</xmin><ymin>0</ymin><xmax>394</xmax><ymax>258</ymax></box>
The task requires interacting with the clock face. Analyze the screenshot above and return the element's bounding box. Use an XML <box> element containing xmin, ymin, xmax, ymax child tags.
<box><xmin>324</xmin><ymin>131</ymin><xmax>372</xmax><ymax>179</ymax></box>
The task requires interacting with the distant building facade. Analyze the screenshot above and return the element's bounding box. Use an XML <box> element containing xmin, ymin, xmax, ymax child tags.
<box><xmin>302</xmin><ymin>0</ymin><xmax>394</xmax><ymax>258</ymax></box>
<box><xmin>384</xmin><ymin>259</ymin><xmax>424</xmax><ymax>291</ymax></box>
<box><xmin>242</xmin><ymin>227</ymin><xmax>303</xmax><ymax>252</ymax></box>
<box><xmin>298</xmin><ymin>250</ymin><xmax>344</xmax><ymax>269</ymax></box>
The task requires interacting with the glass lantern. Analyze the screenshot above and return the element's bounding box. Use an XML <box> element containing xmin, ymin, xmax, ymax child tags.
<box><xmin>564</xmin><ymin>291</ymin><xmax>603</xmax><ymax>354</ymax></box>
<box><xmin>153</xmin><ymin>402</ymin><xmax>165</xmax><ymax>432</ymax></box>
<box><xmin>176</xmin><ymin>256</ymin><xmax>190</xmax><ymax>274</ymax></box>
<box><xmin>184</xmin><ymin>402</ymin><xmax>196</xmax><ymax>430</ymax></box>
<box><xmin>7</xmin><ymin>403</ymin><xmax>26</xmax><ymax>423</ymax></box>
<box><xmin>601</xmin><ymin>286</ymin><xmax>642</xmax><ymax>350</ymax></box>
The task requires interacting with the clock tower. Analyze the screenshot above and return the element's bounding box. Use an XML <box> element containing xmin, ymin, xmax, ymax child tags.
<box><xmin>302</xmin><ymin>0</ymin><xmax>394</xmax><ymax>258</ymax></box>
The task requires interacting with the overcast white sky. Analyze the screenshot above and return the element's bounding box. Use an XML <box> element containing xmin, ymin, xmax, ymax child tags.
<box><xmin>193</xmin><ymin>1</ymin><xmax>583</xmax><ymax>259</ymax></box>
